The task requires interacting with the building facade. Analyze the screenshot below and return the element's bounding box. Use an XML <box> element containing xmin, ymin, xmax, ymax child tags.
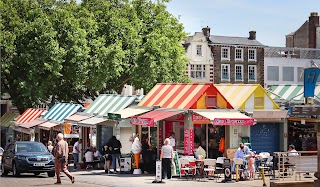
<box><xmin>264</xmin><ymin>47</ymin><xmax>320</xmax><ymax>87</ymax></box>
<box><xmin>286</xmin><ymin>12</ymin><xmax>320</xmax><ymax>48</ymax></box>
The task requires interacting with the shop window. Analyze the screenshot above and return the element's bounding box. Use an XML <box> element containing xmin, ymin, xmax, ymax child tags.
<box><xmin>254</xmin><ymin>97</ymin><xmax>264</xmax><ymax>109</ymax></box>
<box><xmin>206</xmin><ymin>95</ymin><xmax>217</xmax><ymax>108</ymax></box>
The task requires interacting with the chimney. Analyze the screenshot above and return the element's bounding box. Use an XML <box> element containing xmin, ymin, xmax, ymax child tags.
<box><xmin>309</xmin><ymin>12</ymin><xmax>319</xmax><ymax>48</ymax></box>
<box><xmin>202</xmin><ymin>26</ymin><xmax>211</xmax><ymax>39</ymax></box>
<box><xmin>248</xmin><ymin>31</ymin><xmax>256</xmax><ymax>40</ymax></box>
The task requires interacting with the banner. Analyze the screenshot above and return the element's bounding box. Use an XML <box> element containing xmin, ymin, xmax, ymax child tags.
<box><xmin>130</xmin><ymin>116</ymin><xmax>154</xmax><ymax>127</ymax></box>
<box><xmin>212</xmin><ymin>118</ymin><xmax>254</xmax><ymax>126</ymax></box>
<box><xmin>304</xmin><ymin>67</ymin><xmax>320</xmax><ymax>97</ymax></box>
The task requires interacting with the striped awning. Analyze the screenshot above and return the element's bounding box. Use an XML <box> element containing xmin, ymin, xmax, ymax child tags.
<box><xmin>19</xmin><ymin>118</ymin><xmax>47</xmax><ymax>128</ymax></box>
<box><xmin>268</xmin><ymin>84</ymin><xmax>320</xmax><ymax>102</ymax></box>
<box><xmin>42</xmin><ymin>103</ymin><xmax>83</xmax><ymax>122</ymax></box>
<box><xmin>39</xmin><ymin>121</ymin><xmax>59</xmax><ymax>131</ymax></box>
<box><xmin>215</xmin><ymin>84</ymin><xmax>259</xmax><ymax>109</ymax></box>
<box><xmin>64</xmin><ymin>113</ymin><xmax>92</xmax><ymax>123</ymax></box>
<box><xmin>138</xmin><ymin>83</ymin><xmax>211</xmax><ymax>109</ymax></box>
<box><xmin>78</xmin><ymin>116</ymin><xmax>108</xmax><ymax>127</ymax></box>
<box><xmin>109</xmin><ymin>106</ymin><xmax>152</xmax><ymax>119</ymax></box>
<box><xmin>84</xmin><ymin>95</ymin><xmax>137</xmax><ymax>116</ymax></box>
<box><xmin>0</xmin><ymin>112</ymin><xmax>19</xmax><ymax>127</ymax></box>
<box><xmin>15</xmin><ymin>108</ymin><xmax>46</xmax><ymax>124</ymax></box>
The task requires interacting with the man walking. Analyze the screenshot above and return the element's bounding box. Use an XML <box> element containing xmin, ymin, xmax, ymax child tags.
<box><xmin>72</xmin><ymin>139</ymin><xmax>82</xmax><ymax>171</ymax></box>
<box><xmin>54</xmin><ymin>133</ymin><xmax>75</xmax><ymax>184</ymax></box>
<box><xmin>169</xmin><ymin>132</ymin><xmax>176</xmax><ymax>151</ymax></box>
<box><xmin>107</xmin><ymin>136</ymin><xmax>122</xmax><ymax>173</ymax></box>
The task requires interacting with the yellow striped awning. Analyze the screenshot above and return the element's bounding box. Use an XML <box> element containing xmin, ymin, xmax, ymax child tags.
<box><xmin>1</xmin><ymin>112</ymin><xmax>20</xmax><ymax>128</ymax></box>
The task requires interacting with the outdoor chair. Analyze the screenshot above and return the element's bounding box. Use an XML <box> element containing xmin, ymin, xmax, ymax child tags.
<box><xmin>203</xmin><ymin>159</ymin><xmax>217</xmax><ymax>181</ymax></box>
<box><xmin>233</xmin><ymin>158</ymin><xmax>246</xmax><ymax>180</ymax></box>
<box><xmin>215</xmin><ymin>157</ymin><xmax>225</xmax><ymax>181</ymax></box>
<box><xmin>179</xmin><ymin>158</ymin><xmax>195</xmax><ymax>181</ymax></box>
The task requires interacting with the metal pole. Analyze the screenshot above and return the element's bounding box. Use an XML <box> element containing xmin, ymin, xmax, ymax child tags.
<box><xmin>315</xmin><ymin>121</ymin><xmax>320</xmax><ymax>187</ymax></box>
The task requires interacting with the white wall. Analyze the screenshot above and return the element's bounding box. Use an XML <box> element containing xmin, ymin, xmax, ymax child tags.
<box><xmin>185</xmin><ymin>32</ymin><xmax>214</xmax><ymax>83</ymax></box>
<box><xmin>229</xmin><ymin>125</ymin><xmax>250</xmax><ymax>148</ymax></box>
<box><xmin>317</xmin><ymin>27</ymin><xmax>320</xmax><ymax>49</ymax></box>
<box><xmin>264</xmin><ymin>57</ymin><xmax>320</xmax><ymax>87</ymax></box>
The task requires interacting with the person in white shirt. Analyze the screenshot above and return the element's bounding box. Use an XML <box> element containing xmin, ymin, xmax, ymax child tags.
<box><xmin>93</xmin><ymin>147</ymin><xmax>102</xmax><ymax>160</ymax></box>
<box><xmin>85</xmin><ymin>149</ymin><xmax>94</xmax><ymax>169</ymax></box>
<box><xmin>72</xmin><ymin>139</ymin><xmax>82</xmax><ymax>170</ymax></box>
<box><xmin>169</xmin><ymin>132</ymin><xmax>176</xmax><ymax>151</ymax></box>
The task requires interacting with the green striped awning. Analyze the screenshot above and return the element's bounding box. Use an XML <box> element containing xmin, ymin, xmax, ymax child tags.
<box><xmin>84</xmin><ymin>95</ymin><xmax>137</xmax><ymax>116</ymax></box>
<box><xmin>1</xmin><ymin>112</ymin><xmax>20</xmax><ymax>128</ymax></box>
<box><xmin>268</xmin><ymin>84</ymin><xmax>320</xmax><ymax>103</ymax></box>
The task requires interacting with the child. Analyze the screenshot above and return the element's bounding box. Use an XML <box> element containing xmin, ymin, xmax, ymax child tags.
<box><xmin>247</xmin><ymin>152</ymin><xmax>256</xmax><ymax>180</ymax></box>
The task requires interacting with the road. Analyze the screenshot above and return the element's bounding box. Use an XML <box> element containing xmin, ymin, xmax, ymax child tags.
<box><xmin>0</xmin><ymin>169</ymin><xmax>316</xmax><ymax>187</ymax></box>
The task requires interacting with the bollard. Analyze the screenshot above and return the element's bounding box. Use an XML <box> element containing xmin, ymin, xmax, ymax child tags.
<box><xmin>236</xmin><ymin>165</ymin><xmax>239</xmax><ymax>182</ymax></box>
<box><xmin>261</xmin><ymin>167</ymin><xmax>266</xmax><ymax>186</ymax></box>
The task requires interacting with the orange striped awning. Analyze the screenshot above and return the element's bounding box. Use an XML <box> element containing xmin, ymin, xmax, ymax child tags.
<box><xmin>138</xmin><ymin>83</ymin><xmax>211</xmax><ymax>109</ymax></box>
<box><xmin>15</xmin><ymin>108</ymin><xmax>46</xmax><ymax>124</ymax></box>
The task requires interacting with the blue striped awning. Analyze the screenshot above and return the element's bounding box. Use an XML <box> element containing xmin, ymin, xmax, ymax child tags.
<box><xmin>42</xmin><ymin>103</ymin><xmax>83</xmax><ymax>122</ymax></box>
<box><xmin>84</xmin><ymin>95</ymin><xmax>138</xmax><ymax>116</ymax></box>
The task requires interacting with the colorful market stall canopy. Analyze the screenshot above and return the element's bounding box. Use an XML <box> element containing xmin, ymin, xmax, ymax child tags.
<box><xmin>15</xmin><ymin>108</ymin><xmax>47</xmax><ymax>124</ymax></box>
<box><xmin>215</xmin><ymin>84</ymin><xmax>279</xmax><ymax>111</ymax></box>
<box><xmin>39</xmin><ymin>121</ymin><xmax>60</xmax><ymax>131</ymax></box>
<box><xmin>268</xmin><ymin>84</ymin><xmax>320</xmax><ymax>103</ymax></box>
<box><xmin>19</xmin><ymin>118</ymin><xmax>48</xmax><ymax>129</ymax></box>
<box><xmin>64</xmin><ymin>113</ymin><xmax>92</xmax><ymax>123</ymax></box>
<box><xmin>108</xmin><ymin>106</ymin><xmax>152</xmax><ymax>120</ymax></box>
<box><xmin>78</xmin><ymin>116</ymin><xmax>108</xmax><ymax>127</ymax></box>
<box><xmin>138</xmin><ymin>83</ymin><xmax>233</xmax><ymax>109</ymax></box>
<box><xmin>0</xmin><ymin>112</ymin><xmax>19</xmax><ymax>128</ymax></box>
<box><xmin>84</xmin><ymin>95</ymin><xmax>139</xmax><ymax>116</ymax></box>
<box><xmin>42</xmin><ymin>103</ymin><xmax>83</xmax><ymax>122</ymax></box>
<box><xmin>192</xmin><ymin>110</ymin><xmax>255</xmax><ymax>126</ymax></box>
<box><xmin>130</xmin><ymin>108</ymin><xmax>186</xmax><ymax>127</ymax></box>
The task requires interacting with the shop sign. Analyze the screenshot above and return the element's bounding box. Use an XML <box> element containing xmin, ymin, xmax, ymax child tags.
<box><xmin>184</xmin><ymin>129</ymin><xmax>189</xmax><ymax>155</ymax></box>
<box><xmin>192</xmin><ymin>113</ymin><xmax>210</xmax><ymax>122</ymax></box>
<box><xmin>189</xmin><ymin>129</ymin><xmax>194</xmax><ymax>156</ymax></box>
<box><xmin>290</xmin><ymin>105</ymin><xmax>320</xmax><ymax>116</ymax></box>
<box><xmin>130</xmin><ymin>116</ymin><xmax>154</xmax><ymax>127</ymax></box>
<box><xmin>253</xmin><ymin>110</ymin><xmax>288</xmax><ymax>119</ymax></box>
<box><xmin>212</xmin><ymin>118</ymin><xmax>254</xmax><ymax>126</ymax></box>
<box><xmin>107</xmin><ymin>113</ymin><xmax>121</xmax><ymax>121</ymax></box>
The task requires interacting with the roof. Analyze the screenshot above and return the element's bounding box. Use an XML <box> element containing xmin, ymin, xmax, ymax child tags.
<box><xmin>138</xmin><ymin>83</ymin><xmax>213</xmax><ymax>109</ymax></box>
<box><xmin>268</xmin><ymin>84</ymin><xmax>320</xmax><ymax>103</ymax></box>
<box><xmin>15</xmin><ymin>108</ymin><xmax>46</xmax><ymax>124</ymax></box>
<box><xmin>209</xmin><ymin>35</ymin><xmax>264</xmax><ymax>46</ymax></box>
<box><xmin>42</xmin><ymin>103</ymin><xmax>83</xmax><ymax>122</ymax></box>
<box><xmin>0</xmin><ymin>112</ymin><xmax>19</xmax><ymax>127</ymax></box>
<box><xmin>215</xmin><ymin>84</ymin><xmax>279</xmax><ymax>109</ymax></box>
<box><xmin>84</xmin><ymin>95</ymin><xmax>138</xmax><ymax>116</ymax></box>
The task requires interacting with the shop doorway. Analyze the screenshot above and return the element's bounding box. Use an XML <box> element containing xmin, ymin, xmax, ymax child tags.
<box><xmin>288</xmin><ymin>121</ymin><xmax>317</xmax><ymax>152</ymax></box>
<box><xmin>251</xmin><ymin>123</ymin><xmax>280</xmax><ymax>154</ymax></box>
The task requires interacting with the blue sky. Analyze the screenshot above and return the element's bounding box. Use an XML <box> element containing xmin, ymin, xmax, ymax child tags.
<box><xmin>166</xmin><ymin>0</ymin><xmax>320</xmax><ymax>47</ymax></box>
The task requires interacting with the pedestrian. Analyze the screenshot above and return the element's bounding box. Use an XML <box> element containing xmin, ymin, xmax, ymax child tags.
<box><xmin>142</xmin><ymin>135</ymin><xmax>152</xmax><ymax>174</ymax></box>
<box><xmin>47</xmin><ymin>141</ymin><xmax>54</xmax><ymax>153</ymax></box>
<box><xmin>106</xmin><ymin>136</ymin><xmax>122</xmax><ymax>173</ymax></box>
<box><xmin>5</xmin><ymin>139</ymin><xmax>11</xmax><ymax>149</ymax></box>
<box><xmin>54</xmin><ymin>133</ymin><xmax>75</xmax><ymax>184</ymax></box>
<box><xmin>103</xmin><ymin>144</ymin><xmax>112</xmax><ymax>174</ymax></box>
<box><xmin>72</xmin><ymin>139</ymin><xmax>82</xmax><ymax>171</ymax></box>
<box><xmin>168</xmin><ymin>132</ymin><xmax>176</xmax><ymax>151</ymax></box>
<box><xmin>247</xmin><ymin>152</ymin><xmax>256</xmax><ymax>180</ymax></box>
<box><xmin>160</xmin><ymin>138</ymin><xmax>173</xmax><ymax>179</ymax></box>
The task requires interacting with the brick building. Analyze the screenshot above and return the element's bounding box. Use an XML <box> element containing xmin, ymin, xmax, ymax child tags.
<box><xmin>286</xmin><ymin>12</ymin><xmax>320</xmax><ymax>48</ymax></box>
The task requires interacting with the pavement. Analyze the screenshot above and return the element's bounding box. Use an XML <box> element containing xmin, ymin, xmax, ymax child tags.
<box><xmin>0</xmin><ymin>169</ymin><xmax>317</xmax><ymax>187</ymax></box>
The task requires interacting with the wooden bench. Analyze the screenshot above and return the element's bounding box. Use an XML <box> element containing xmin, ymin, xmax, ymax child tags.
<box><xmin>290</xmin><ymin>156</ymin><xmax>317</xmax><ymax>180</ymax></box>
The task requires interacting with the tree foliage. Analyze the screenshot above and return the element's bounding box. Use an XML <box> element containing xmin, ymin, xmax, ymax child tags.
<box><xmin>1</xmin><ymin>0</ymin><xmax>189</xmax><ymax>113</ymax></box>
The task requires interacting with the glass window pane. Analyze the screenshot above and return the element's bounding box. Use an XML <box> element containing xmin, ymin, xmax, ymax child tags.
<box><xmin>283</xmin><ymin>67</ymin><xmax>294</xmax><ymax>81</ymax></box>
<box><xmin>267</xmin><ymin>66</ymin><xmax>279</xmax><ymax>81</ymax></box>
<box><xmin>297</xmin><ymin>67</ymin><xmax>304</xmax><ymax>82</ymax></box>
<box><xmin>191</xmin><ymin>71</ymin><xmax>195</xmax><ymax>78</ymax></box>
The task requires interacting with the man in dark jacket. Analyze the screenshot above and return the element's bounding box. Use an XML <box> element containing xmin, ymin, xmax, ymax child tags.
<box><xmin>106</xmin><ymin>136</ymin><xmax>122</xmax><ymax>173</ymax></box>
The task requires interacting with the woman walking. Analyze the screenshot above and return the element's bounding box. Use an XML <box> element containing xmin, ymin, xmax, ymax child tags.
<box><xmin>160</xmin><ymin>138</ymin><xmax>173</xmax><ymax>179</ymax></box>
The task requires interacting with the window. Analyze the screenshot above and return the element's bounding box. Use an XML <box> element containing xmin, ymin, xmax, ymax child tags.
<box><xmin>267</xmin><ymin>66</ymin><xmax>279</xmax><ymax>81</ymax></box>
<box><xmin>248</xmin><ymin>65</ymin><xmax>257</xmax><ymax>81</ymax></box>
<box><xmin>248</xmin><ymin>49</ymin><xmax>256</xmax><ymax>61</ymax></box>
<box><xmin>283</xmin><ymin>67</ymin><xmax>294</xmax><ymax>81</ymax></box>
<box><xmin>190</xmin><ymin>64</ymin><xmax>206</xmax><ymax>79</ymax></box>
<box><xmin>221</xmin><ymin>47</ymin><xmax>230</xmax><ymax>60</ymax></box>
<box><xmin>221</xmin><ymin>64</ymin><xmax>230</xmax><ymax>81</ymax></box>
<box><xmin>297</xmin><ymin>67</ymin><xmax>304</xmax><ymax>82</ymax></box>
<box><xmin>196</xmin><ymin>45</ymin><xmax>202</xmax><ymax>56</ymax></box>
<box><xmin>235</xmin><ymin>48</ymin><xmax>243</xmax><ymax>61</ymax></box>
<box><xmin>235</xmin><ymin>65</ymin><xmax>243</xmax><ymax>81</ymax></box>
<box><xmin>254</xmin><ymin>97</ymin><xmax>264</xmax><ymax>109</ymax></box>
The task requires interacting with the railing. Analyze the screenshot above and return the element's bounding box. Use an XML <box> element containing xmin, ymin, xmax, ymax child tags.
<box><xmin>273</xmin><ymin>151</ymin><xmax>317</xmax><ymax>181</ymax></box>
<box><xmin>265</xmin><ymin>47</ymin><xmax>320</xmax><ymax>59</ymax></box>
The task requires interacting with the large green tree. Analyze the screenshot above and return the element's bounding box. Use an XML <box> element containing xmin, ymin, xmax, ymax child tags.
<box><xmin>1</xmin><ymin>0</ymin><xmax>189</xmax><ymax>113</ymax></box>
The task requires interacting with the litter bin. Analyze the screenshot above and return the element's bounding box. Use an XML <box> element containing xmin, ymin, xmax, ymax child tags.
<box><xmin>120</xmin><ymin>154</ymin><xmax>132</xmax><ymax>173</ymax></box>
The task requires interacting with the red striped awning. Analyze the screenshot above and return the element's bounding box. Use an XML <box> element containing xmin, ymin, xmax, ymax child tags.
<box><xmin>39</xmin><ymin>121</ymin><xmax>59</xmax><ymax>131</ymax></box>
<box><xmin>15</xmin><ymin>108</ymin><xmax>46</xmax><ymax>124</ymax></box>
<box><xmin>138</xmin><ymin>83</ymin><xmax>211</xmax><ymax>109</ymax></box>
<box><xmin>130</xmin><ymin>109</ymin><xmax>185</xmax><ymax>127</ymax></box>
<box><xmin>19</xmin><ymin>119</ymin><xmax>48</xmax><ymax>128</ymax></box>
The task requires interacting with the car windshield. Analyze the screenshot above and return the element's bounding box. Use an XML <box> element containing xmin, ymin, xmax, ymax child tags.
<box><xmin>16</xmin><ymin>143</ymin><xmax>48</xmax><ymax>153</ymax></box>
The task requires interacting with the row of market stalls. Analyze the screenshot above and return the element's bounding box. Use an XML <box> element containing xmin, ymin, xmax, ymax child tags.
<box><xmin>1</xmin><ymin>83</ymin><xmax>319</xmax><ymax>159</ymax></box>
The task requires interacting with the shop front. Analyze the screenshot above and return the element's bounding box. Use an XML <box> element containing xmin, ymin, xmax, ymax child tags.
<box><xmin>0</xmin><ymin>112</ymin><xmax>19</xmax><ymax>147</ymax></box>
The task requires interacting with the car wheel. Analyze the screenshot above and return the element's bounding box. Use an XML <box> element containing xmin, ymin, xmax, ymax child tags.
<box><xmin>12</xmin><ymin>163</ymin><xmax>20</xmax><ymax>177</ymax></box>
<box><xmin>1</xmin><ymin>163</ymin><xmax>8</xmax><ymax>176</ymax></box>
<box><xmin>34</xmin><ymin>172</ymin><xmax>40</xmax><ymax>176</ymax></box>
<box><xmin>47</xmin><ymin>171</ymin><xmax>55</xmax><ymax>177</ymax></box>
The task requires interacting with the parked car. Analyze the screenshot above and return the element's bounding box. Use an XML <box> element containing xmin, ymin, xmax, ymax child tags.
<box><xmin>0</xmin><ymin>147</ymin><xmax>4</xmax><ymax>167</ymax></box>
<box><xmin>1</xmin><ymin>141</ymin><xmax>55</xmax><ymax>177</ymax></box>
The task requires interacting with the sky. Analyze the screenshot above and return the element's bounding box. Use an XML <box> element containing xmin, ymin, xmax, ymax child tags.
<box><xmin>165</xmin><ymin>0</ymin><xmax>320</xmax><ymax>47</ymax></box>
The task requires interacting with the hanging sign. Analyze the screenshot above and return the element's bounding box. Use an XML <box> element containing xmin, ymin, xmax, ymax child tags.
<box><xmin>303</xmin><ymin>67</ymin><xmax>320</xmax><ymax>97</ymax></box>
<box><xmin>212</xmin><ymin>118</ymin><xmax>254</xmax><ymax>126</ymax></box>
<box><xmin>189</xmin><ymin>129</ymin><xmax>194</xmax><ymax>156</ymax></box>
<box><xmin>130</xmin><ymin>116</ymin><xmax>154</xmax><ymax>127</ymax></box>
<box><xmin>184</xmin><ymin>129</ymin><xmax>189</xmax><ymax>155</ymax></box>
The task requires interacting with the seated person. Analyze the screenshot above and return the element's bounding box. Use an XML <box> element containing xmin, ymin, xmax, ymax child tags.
<box><xmin>278</xmin><ymin>145</ymin><xmax>298</xmax><ymax>176</ymax></box>
<box><xmin>84</xmin><ymin>149</ymin><xmax>94</xmax><ymax>169</ymax></box>
<box><xmin>93</xmin><ymin>147</ymin><xmax>102</xmax><ymax>160</ymax></box>
<box><xmin>233</xmin><ymin>143</ymin><xmax>251</xmax><ymax>179</ymax></box>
